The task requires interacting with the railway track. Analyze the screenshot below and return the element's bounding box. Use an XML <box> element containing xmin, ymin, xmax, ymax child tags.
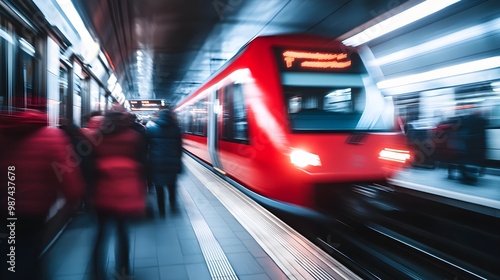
<box><xmin>272</xmin><ymin>185</ymin><xmax>500</xmax><ymax>280</ymax></box>
<box><xmin>192</xmin><ymin>155</ymin><xmax>499</xmax><ymax>279</ymax></box>
<box><xmin>315</xmin><ymin>221</ymin><xmax>491</xmax><ymax>280</ymax></box>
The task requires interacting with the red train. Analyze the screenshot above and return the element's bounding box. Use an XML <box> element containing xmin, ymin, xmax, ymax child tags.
<box><xmin>175</xmin><ymin>34</ymin><xmax>410</xmax><ymax>213</ymax></box>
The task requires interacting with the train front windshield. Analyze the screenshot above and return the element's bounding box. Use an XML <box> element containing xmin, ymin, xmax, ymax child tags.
<box><xmin>276</xmin><ymin>49</ymin><xmax>394</xmax><ymax>132</ymax></box>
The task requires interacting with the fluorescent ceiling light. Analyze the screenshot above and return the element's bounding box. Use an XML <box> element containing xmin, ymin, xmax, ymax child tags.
<box><xmin>492</xmin><ymin>81</ymin><xmax>500</xmax><ymax>92</ymax></box>
<box><xmin>57</xmin><ymin>0</ymin><xmax>100</xmax><ymax>62</ymax></box>
<box><xmin>19</xmin><ymin>38</ymin><xmax>36</xmax><ymax>56</ymax></box>
<box><xmin>112</xmin><ymin>84</ymin><xmax>122</xmax><ymax>96</ymax></box>
<box><xmin>56</xmin><ymin>0</ymin><xmax>93</xmax><ymax>43</ymax></box>
<box><xmin>342</xmin><ymin>0</ymin><xmax>460</xmax><ymax>47</ymax></box>
<box><xmin>0</xmin><ymin>28</ymin><xmax>13</xmax><ymax>44</ymax></box>
<box><xmin>377</xmin><ymin>56</ymin><xmax>500</xmax><ymax>89</ymax></box>
<box><xmin>107</xmin><ymin>74</ymin><xmax>117</xmax><ymax>88</ymax></box>
<box><xmin>376</xmin><ymin>17</ymin><xmax>500</xmax><ymax>65</ymax></box>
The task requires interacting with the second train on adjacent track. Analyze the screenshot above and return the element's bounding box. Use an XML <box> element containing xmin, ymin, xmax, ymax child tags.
<box><xmin>175</xmin><ymin>34</ymin><xmax>410</xmax><ymax>213</ymax></box>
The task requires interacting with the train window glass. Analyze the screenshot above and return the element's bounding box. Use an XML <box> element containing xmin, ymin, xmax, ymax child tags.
<box><xmin>222</xmin><ymin>84</ymin><xmax>234</xmax><ymax>140</ymax></box>
<box><xmin>177</xmin><ymin>108</ymin><xmax>185</xmax><ymax>133</ymax></box>
<box><xmin>233</xmin><ymin>83</ymin><xmax>248</xmax><ymax>141</ymax></box>
<box><xmin>324</xmin><ymin>88</ymin><xmax>352</xmax><ymax>113</ymax></box>
<box><xmin>288</xmin><ymin>96</ymin><xmax>301</xmax><ymax>113</ymax></box>
<box><xmin>490</xmin><ymin>103</ymin><xmax>500</xmax><ymax>127</ymax></box>
<box><xmin>20</xmin><ymin>44</ymin><xmax>36</xmax><ymax>108</ymax></box>
<box><xmin>183</xmin><ymin>107</ymin><xmax>190</xmax><ymax>133</ymax></box>
<box><xmin>285</xmin><ymin>86</ymin><xmax>361</xmax><ymax>131</ymax></box>
<box><xmin>221</xmin><ymin>83</ymin><xmax>248</xmax><ymax>143</ymax></box>
<box><xmin>201</xmin><ymin>97</ymin><xmax>208</xmax><ymax>136</ymax></box>
<box><xmin>193</xmin><ymin>98</ymin><xmax>207</xmax><ymax>136</ymax></box>
<box><xmin>187</xmin><ymin>104</ymin><xmax>194</xmax><ymax>133</ymax></box>
<box><xmin>0</xmin><ymin>28</ymin><xmax>7</xmax><ymax>106</ymax></box>
<box><xmin>1</xmin><ymin>24</ymin><xmax>15</xmax><ymax>108</ymax></box>
<box><xmin>59</xmin><ymin>65</ymin><xmax>69</xmax><ymax>118</ymax></box>
<box><xmin>283</xmin><ymin>73</ymin><xmax>392</xmax><ymax>132</ymax></box>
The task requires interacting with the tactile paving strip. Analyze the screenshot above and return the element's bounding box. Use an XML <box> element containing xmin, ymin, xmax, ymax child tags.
<box><xmin>183</xmin><ymin>155</ymin><xmax>361</xmax><ymax>280</ymax></box>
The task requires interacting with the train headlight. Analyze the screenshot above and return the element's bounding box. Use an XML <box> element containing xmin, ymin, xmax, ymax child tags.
<box><xmin>379</xmin><ymin>148</ymin><xmax>410</xmax><ymax>163</ymax></box>
<box><xmin>290</xmin><ymin>149</ymin><xmax>322</xmax><ymax>168</ymax></box>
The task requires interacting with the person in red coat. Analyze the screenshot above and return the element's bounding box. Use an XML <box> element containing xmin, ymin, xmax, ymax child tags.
<box><xmin>0</xmin><ymin>108</ymin><xmax>85</xmax><ymax>280</ymax></box>
<box><xmin>85</xmin><ymin>105</ymin><xmax>147</xmax><ymax>279</ymax></box>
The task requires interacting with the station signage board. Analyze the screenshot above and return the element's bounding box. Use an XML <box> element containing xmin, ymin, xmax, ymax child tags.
<box><xmin>129</xmin><ymin>99</ymin><xmax>166</xmax><ymax>111</ymax></box>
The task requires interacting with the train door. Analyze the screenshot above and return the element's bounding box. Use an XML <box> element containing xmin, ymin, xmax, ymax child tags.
<box><xmin>208</xmin><ymin>88</ymin><xmax>224</xmax><ymax>172</ymax></box>
<box><xmin>1</xmin><ymin>20</ymin><xmax>37</xmax><ymax>110</ymax></box>
<box><xmin>0</xmin><ymin>25</ymin><xmax>14</xmax><ymax>108</ymax></box>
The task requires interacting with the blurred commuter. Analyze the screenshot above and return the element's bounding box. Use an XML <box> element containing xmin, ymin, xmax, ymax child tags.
<box><xmin>87</xmin><ymin>105</ymin><xmax>147</xmax><ymax>279</ymax></box>
<box><xmin>127</xmin><ymin>112</ymin><xmax>155</xmax><ymax>217</ymax></box>
<box><xmin>438</xmin><ymin>105</ymin><xmax>487</xmax><ymax>183</ymax></box>
<box><xmin>461</xmin><ymin>108</ymin><xmax>488</xmax><ymax>182</ymax></box>
<box><xmin>82</xmin><ymin>115</ymin><xmax>104</xmax><ymax>136</ymax></box>
<box><xmin>128</xmin><ymin>113</ymin><xmax>149</xmax><ymax>175</ymax></box>
<box><xmin>435</xmin><ymin>116</ymin><xmax>465</xmax><ymax>179</ymax></box>
<box><xmin>0</xmin><ymin>108</ymin><xmax>85</xmax><ymax>280</ymax></box>
<box><xmin>146</xmin><ymin>109</ymin><xmax>183</xmax><ymax>217</ymax></box>
<box><xmin>80</xmin><ymin>114</ymin><xmax>104</xmax><ymax>209</ymax></box>
<box><xmin>81</xmin><ymin>111</ymin><xmax>104</xmax><ymax>136</ymax></box>
<box><xmin>129</xmin><ymin>113</ymin><xmax>147</xmax><ymax>136</ymax></box>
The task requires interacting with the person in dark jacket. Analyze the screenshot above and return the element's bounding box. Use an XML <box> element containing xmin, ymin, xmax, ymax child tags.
<box><xmin>0</xmin><ymin>108</ymin><xmax>85</xmax><ymax>280</ymax></box>
<box><xmin>461</xmin><ymin>108</ymin><xmax>488</xmax><ymax>182</ymax></box>
<box><xmin>86</xmin><ymin>105</ymin><xmax>148</xmax><ymax>279</ymax></box>
<box><xmin>146</xmin><ymin>108</ymin><xmax>183</xmax><ymax>217</ymax></box>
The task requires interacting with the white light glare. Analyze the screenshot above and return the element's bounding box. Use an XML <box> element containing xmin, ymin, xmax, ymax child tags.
<box><xmin>56</xmin><ymin>0</ymin><xmax>98</xmax><ymax>60</ymax></box>
<box><xmin>379</xmin><ymin>148</ymin><xmax>410</xmax><ymax>163</ymax></box>
<box><xmin>107</xmin><ymin>74</ymin><xmax>117</xmax><ymax>86</ymax></box>
<box><xmin>290</xmin><ymin>149</ymin><xmax>322</xmax><ymax>168</ymax></box>
<box><xmin>342</xmin><ymin>0</ymin><xmax>460</xmax><ymax>47</ymax></box>
<box><xmin>377</xmin><ymin>56</ymin><xmax>500</xmax><ymax>89</ymax></box>
<box><xmin>491</xmin><ymin>81</ymin><xmax>500</xmax><ymax>92</ymax></box>
<box><xmin>111</xmin><ymin>84</ymin><xmax>122</xmax><ymax>97</ymax></box>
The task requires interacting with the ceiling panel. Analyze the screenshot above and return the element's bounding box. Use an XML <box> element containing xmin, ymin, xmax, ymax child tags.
<box><xmin>72</xmin><ymin>0</ymin><xmax>416</xmax><ymax>105</ymax></box>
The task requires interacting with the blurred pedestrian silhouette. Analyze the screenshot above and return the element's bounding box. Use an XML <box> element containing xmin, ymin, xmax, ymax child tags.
<box><xmin>461</xmin><ymin>107</ymin><xmax>487</xmax><ymax>182</ymax></box>
<box><xmin>81</xmin><ymin>111</ymin><xmax>104</xmax><ymax>138</ymax></box>
<box><xmin>146</xmin><ymin>108</ymin><xmax>183</xmax><ymax>217</ymax></box>
<box><xmin>80</xmin><ymin>112</ymin><xmax>104</xmax><ymax>209</ymax></box>
<box><xmin>437</xmin><ymin>105</ymin><xmax>487</xmax><ymax>184</ymax></box>
<box><xmin>85</xmin><ymin>105</ymin><xmax>148</xmax><ymax>279</ymax></box>
<box><xmin>435</xmin><ymin>115</ymin><xmax>465</xmax><ymax>179</ymax></box>
<box><xmin>0</xmin><ymin>108</ymin><xmax>85</xmax><ymax>280</ymax></box>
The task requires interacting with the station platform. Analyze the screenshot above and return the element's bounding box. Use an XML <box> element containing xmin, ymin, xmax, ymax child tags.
<box><xmin>39</xmin><ymin>155</ymin><xmax>359</xmax><ymax>280</ymax></box>
<box><xmin>39</xmin><ymin>156</ymin><xmax>500</xmax><ymax>280</ymax></box>
<box><xmin>390</xmin><ymin>166</ymin><xmax>500</xmax><ymax>218</ymax></box>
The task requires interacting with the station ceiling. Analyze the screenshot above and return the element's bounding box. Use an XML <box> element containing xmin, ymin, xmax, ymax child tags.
<box><xmin>72</xmin><ymin>0</ymin><xmax>415</xmax><ymax>105</ymax></box>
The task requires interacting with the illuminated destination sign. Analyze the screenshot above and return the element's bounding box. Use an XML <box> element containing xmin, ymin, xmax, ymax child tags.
<box><xmin>281</xmin><ymin>50</ymin><xmax>352</xmax><ymax>70</ymax></box>
<box><xmin>129</xmin><ymin>99</ymin><xmax>166</xmax><ymax>111</ymax></box>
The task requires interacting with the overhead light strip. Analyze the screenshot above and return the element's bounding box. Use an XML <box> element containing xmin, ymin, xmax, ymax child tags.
<box><xmin>0</xmin><ymin>28</ymin><xmax>14</xmax><ymax>44</ymax></box>
<box><xmin>342</xmin><ymin>0</ymin><xmax>460</xmax><ymax>47</ymax></box>
<box><xmin>376</xmin><ymin>17</ymin><xmax>500</xmax><ymax>65</ymax></box>
<box><xmin>377</xmin><ymin>56</ymin><xmax>500</xmax><ymax>89</ymax></box>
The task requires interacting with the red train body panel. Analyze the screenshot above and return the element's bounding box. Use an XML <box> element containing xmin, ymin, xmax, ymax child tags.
<box><xmin>176</xmin><ymin>34</ymin><xmax>409</xmax><ymax>211</ymax></box>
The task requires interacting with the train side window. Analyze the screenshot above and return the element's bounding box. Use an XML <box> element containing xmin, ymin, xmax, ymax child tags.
<box><xmin>233</xmin><ymin>83</ymin><xmax>248</xmax><ymax>142</ymax></box>
<box><xmin>0</xmin><ymin>28</ymin><xmax>8</xmax><ymax>106</ymax></box>
<box><xmin>193</xmin><ymin>97</ymin><xmax>207</xmax><ymax>136</ymax></box>
<box><xmin>221</xmin><ymin>83</ymin><xmax>248</xmax><ymax>143</ymax></box>
<box><xmin>180</xmin><ymin>107</ymin><xmax>189</xmax><ymax>133</ymax></box>
<box><xmin>202</xmin><ymin>97</ymin><xmax>208</xmax><ymax>136</ymax></box>
<box><xmin>19</xmin><ymin>39</ymin><xmax>36</xmax><ymax>108</ymax></box>
<box><xmin>1</xmin><ymin>25</ymin><xmax>14</xmax><ymax>107</ymax></box>
<box><xmin>183</xmin><ymin>104</ymin><xmax>194</xmax><ymax>134</ymax></box>
<box><xmin>59</xmin><ymin>65</ymin><xmax>69</xmax><ymax>118</ymax></box>
<box><xmin>222</xmin><ymin>84</ymin><xmax>234</xmax><ymax>140</ymax></box>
